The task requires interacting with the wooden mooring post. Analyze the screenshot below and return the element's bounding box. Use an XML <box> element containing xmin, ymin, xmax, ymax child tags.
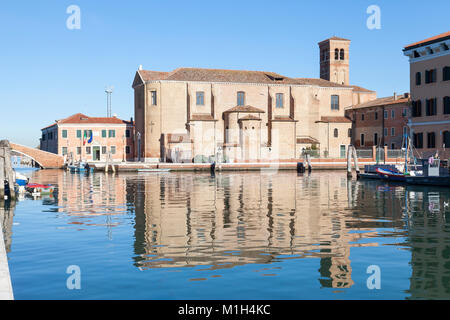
<box><xmin>306</xmin><ymin>153</ymin><xmax>312</xmax><ymax>173</ymax></box>
<box><xmin>0</xmin><ymin>140</ymin><xmax>15</xmax><ymax>201</ymax></box>
<box><xmin>346</xmin><ymin>145</ymin><xmax>360</xmax><ymax>178</ymax></box>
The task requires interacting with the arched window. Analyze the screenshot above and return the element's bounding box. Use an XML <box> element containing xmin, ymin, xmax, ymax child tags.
<box><xmin>334</xmin><ymin>128</ymin><xmax>338</xmax><ymax>138</ymax></box>
<box><xmin>340</xmin><ymin>49</ymin><xmax>345</xmax><ymax>60</ymax></box>
<box><xmin>335</xmin><ymin>49</ymin><xmax>339</xmax><ymax>60</ymax></box>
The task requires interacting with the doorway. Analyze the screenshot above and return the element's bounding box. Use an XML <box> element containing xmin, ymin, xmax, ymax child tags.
<box><xmin>93</xmin><ymin>146</ymin><xmax>100</xmax><ymax>161</ymax></box>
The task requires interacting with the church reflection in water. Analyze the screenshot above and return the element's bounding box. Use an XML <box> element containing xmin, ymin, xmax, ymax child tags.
<box><xmin>126</xmin><ymin>172</ymin><xmax>400</xmax><ymax>289</ymax></box>
<box><xmin>5</xmin><ymin>169</ymin><xmax>450</xmax><ymax>297</ymax></box>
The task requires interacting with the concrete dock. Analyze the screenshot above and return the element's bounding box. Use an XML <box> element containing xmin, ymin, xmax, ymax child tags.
<box><xmin>89</xmin><ymin>157</ymin><xmax>406</xmax><ymax>172</ymax></box>
<box><xmin>0</xmin><ymin>214</ymin><xmax>13</xmax><ymax>300</ymax></box>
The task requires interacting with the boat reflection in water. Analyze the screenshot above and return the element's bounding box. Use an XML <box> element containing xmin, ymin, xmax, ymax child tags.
<box><xmin>14</xmin><ymin>169</ymin><xmax>450</xmax><ymax>298</ymax></box>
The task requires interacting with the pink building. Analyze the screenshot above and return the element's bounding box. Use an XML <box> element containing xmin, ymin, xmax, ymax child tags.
<box><xmin>40</xmin><ymin>113</ymin><xmax>135</xmax><ymax>163</ymax></box>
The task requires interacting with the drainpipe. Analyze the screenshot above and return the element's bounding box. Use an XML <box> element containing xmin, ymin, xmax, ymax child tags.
<box><xmin>382</xmin><ymin>106</ymin><xmax>385</xmax><ymax>147</ymax></box>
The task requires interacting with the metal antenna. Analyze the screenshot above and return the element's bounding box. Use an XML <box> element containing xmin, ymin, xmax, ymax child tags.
<box><xmin>105</xmin><ymin>86</ymin><xmax>114</xmax><ymax>117</ymax></box>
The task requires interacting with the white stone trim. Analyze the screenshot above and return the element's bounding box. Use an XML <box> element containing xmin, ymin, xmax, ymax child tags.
<box><xmin>410</xmin><ymin>119</ymin><xmax>450</xmax><ymax>126</ymax></box>
<box><xmin>404</xmin><ymin>39</ymin><xmax>450</xmax><ymax>63</ymax></box>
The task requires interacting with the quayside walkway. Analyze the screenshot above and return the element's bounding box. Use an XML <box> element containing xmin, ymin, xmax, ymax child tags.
<box><xmin>0</xmin><ymin>212</ymin><xmax>13</xmax><ymax>300</ymax></box>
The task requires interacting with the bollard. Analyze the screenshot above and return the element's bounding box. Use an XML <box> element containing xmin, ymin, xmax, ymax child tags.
<box><xmin>351</xmin><ymin>146</ymin><xmax>360</xmax><ymax>174</ymax></box>
<box><xmin>4</xmin><ymin>180</ymin><xmax>11</xmax><ymax>200</ymax></box>
<box><xmin>306</xmin><ymin>154</ymin><xmax>312</xmax><ymax>173</ymax></box>
<box><xmin>297</xmin><ymin>162</ymin><xmax>305</xmax><ymax>173</ymax></box>
<box><xmin>347</xmin><ymin>145</ymin><xmax>352</xmax><ymax>178</ymax></box>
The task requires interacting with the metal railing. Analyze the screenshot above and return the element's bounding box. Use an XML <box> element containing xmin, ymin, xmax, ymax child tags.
<box><xmin>387</xmin><ymin>149</ymin><xmax>405</xmax><ymax>159</ymax></box>
<box><xmin>356</xmin><ymin>149</ymin><xmax>373</xmax><ymax>159</ymax></box>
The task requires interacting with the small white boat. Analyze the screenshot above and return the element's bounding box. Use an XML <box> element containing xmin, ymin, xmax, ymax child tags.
<box><xmin>15</xmin><ymin>172</ymin><xmax>29</xmax><ymax>186</ymax></box>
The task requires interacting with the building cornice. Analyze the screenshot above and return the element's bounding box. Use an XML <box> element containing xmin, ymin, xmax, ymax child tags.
<box><xmin>403</xmin><ymin>39</ymin><xmax>450</xmax><ymax>63</ymax></box>
<box><xmin>143</xmin><ymin>79</ymin><xmax>355</xmax><ymax>91</ymax></box>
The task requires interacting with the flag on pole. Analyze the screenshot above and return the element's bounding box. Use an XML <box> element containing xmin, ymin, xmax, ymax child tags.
<box><xmin>83</xmin><ymin>131</ymin><xmax>87</xmax><ymax>146</ymax></box>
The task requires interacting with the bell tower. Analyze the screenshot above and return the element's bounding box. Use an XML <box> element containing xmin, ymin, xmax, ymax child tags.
<box><xmin>318</xmin><ymin>37</ymin><xmax>351</xmax><ymax>85</ymax></box>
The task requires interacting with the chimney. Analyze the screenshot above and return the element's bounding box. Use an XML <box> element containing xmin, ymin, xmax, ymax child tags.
<box><xmin>393</xmin><ymin>92</ymin><xmax>397</xmax><ymax>101</ymax></box>
<box><xmin>138</xmin><ymin>65</ymin><xmax>143</xmax><ymax>71</ymax></box>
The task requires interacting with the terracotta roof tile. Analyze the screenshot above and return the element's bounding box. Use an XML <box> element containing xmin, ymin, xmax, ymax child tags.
<box><xmin>138</xmin><ymin>67</ymin><xmax>370</xmax><ymax>90</ymax></box>
<box><xmin>224</xmin><ymin>105</ymin><xmax>265</xmax><ymax>113</ymax></box>
<box><xmin>349</xmin><ymin>85</ymin><xmax>375</xmax><ymax>93</ymax></box>
<box><xmin>347</xmin><ymin>94</ymin><xmax>410</xmax><ymax>110</ymax></box>
<box><xmin>404</xmin><ymin>31</ymin><xmax>450</xmax><ymax>50</ymax></box>
<box><xmin>316</xmin><ymin>116</ymin><xmax>351</xmax><ymax>123</ymax></box>
<box><xmin>42</xmin><ymin>113</ymin><xmax>130</xmax><ymax>129</ymax></box>
<box><xmin>138</xmin><ymin>70</ymin><xmax>169</xmax><ymax>81</ymax></box>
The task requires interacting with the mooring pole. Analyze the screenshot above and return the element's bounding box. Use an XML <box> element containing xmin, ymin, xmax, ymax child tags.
<box><xmin>347</xmin><ymin>145</ymin><xmax>352</xmax><ymax>178</ymax></box>
<box><xmin>306</xmin><ymin>154</ymin><xmax>312</xmax><ymax>173</ymax></box>
<box><xmin>0</xmin><ymin>153</ymin><xmax>5</xmax><ymax>200</ymax></box>
<box><xmin>351</xmin><ymin>145</ymin><xmax>360</xmax><ymax>175</ymax></box>
<box><xmin>0</xmin><ymin>141</ymin><xmax>15</xmax><ymax>200</ymax></box>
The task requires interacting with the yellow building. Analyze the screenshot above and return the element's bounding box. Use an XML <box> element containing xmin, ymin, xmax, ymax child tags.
<box><xmin>133</xmin><ymin>37</ymin><xmax>376</xmax><ymax>163</ymax></box>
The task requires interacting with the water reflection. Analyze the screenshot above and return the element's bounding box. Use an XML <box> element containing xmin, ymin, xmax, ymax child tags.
<box><xmin>8</xmin><ymin>170</ymin><xmax>450</xmax><ymax>298</ymax></box>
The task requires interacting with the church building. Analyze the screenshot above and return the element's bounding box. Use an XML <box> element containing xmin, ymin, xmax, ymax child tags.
<box><xmin>132</xmin><ymin>37</ymin><xmax>376</xmax><ymax>162</ymax></box>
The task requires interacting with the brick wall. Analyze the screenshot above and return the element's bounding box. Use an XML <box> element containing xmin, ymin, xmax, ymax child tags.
<box><xmin>10</xmin><ymin>143</ymin><xmax>64</xmax><ymax>168</ymax></box>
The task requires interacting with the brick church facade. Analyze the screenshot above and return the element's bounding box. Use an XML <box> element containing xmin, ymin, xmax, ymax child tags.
<box><xmin>132</xmin><ymin>37</ymin><xmax>377</xmax><ymax>163</ymax></box>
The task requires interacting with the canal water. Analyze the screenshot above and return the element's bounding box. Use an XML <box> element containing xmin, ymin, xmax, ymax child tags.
<box><xmin>3</xmin><ymin>169</ymin><xmax>450</xmax><ymax>299</ymax></box>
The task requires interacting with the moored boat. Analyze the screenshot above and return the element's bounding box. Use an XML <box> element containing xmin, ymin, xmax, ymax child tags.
<box><xmin>26</xmin><ymin>183</ymin><xmax>55</xmax><ymax>195</ymax></box>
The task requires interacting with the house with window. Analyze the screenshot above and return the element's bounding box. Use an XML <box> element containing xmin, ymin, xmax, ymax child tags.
<box><xmin>403</xmin><ymin>31</ymin><xmax>450</xmax><ymax>159</ymax></box>
<box><xmin>345</xmin><ymin>94</ymin><xmax>411</xmax><ymax>150</ymax></box>
<box><xmin>132</xmin><ymin>37</ymin><xmax>376</xmax><ymax>162</ymax></box>
<box><xmin>40</xmin><ymin>113</ymin><xmax>135</xmax><ymax>162</ymax></box>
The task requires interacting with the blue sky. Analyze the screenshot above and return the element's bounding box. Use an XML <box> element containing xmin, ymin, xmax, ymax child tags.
<box><xmin>0</xmin><ymin>0</ymin><xmax>449</xmax><ymax>147</ymax></box>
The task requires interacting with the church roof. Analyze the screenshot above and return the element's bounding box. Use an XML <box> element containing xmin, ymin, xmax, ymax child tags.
<box><xmin>136</xmin><ymin>67</ymin><xmax>368</xmax><ymax>90</ymax></box>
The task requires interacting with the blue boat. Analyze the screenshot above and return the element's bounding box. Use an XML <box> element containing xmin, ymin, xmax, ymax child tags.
<box><xmin>68</xmin><ymin>162</ymin><xmax>94</xmax><ymax>173</ymax></box>
<box><xmin>375</xmin><ymin>167</ymin><xmax>406</xmax><ymax>182</ymax></box>
<box><xmin>15</xmin><ymin>172</ymin><xmax>29</xmax><ymax>186</ymax></box>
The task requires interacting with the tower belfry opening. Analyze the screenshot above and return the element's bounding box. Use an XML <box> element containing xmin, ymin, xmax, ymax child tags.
<box><xmin>318</xmin><ymin>37</ymin><xmax>351</xmax><ymax>85</ymax></box>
